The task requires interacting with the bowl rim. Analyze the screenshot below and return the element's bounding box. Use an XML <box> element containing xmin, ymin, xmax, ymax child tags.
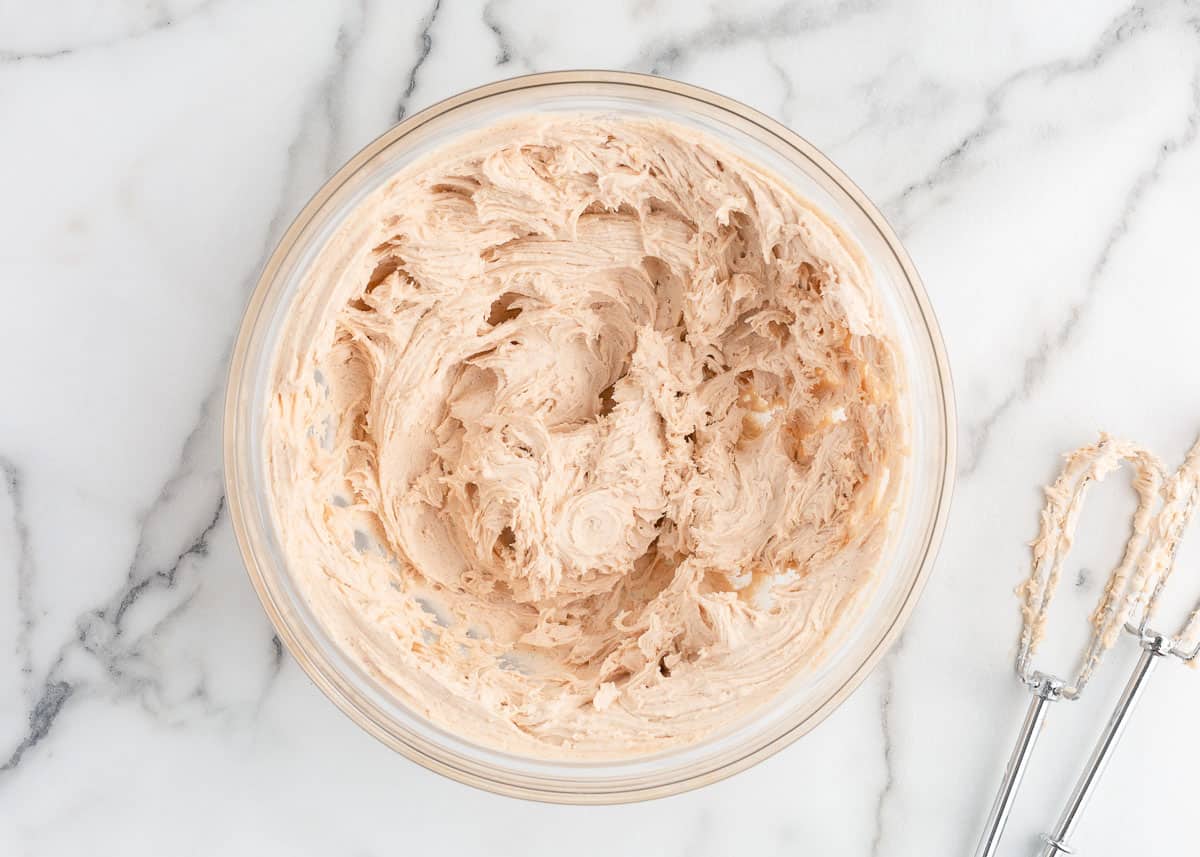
<box><xmin>223</xmin><ymin>69</ymin><xmax>957</xmax><ymax>803</ymax></box>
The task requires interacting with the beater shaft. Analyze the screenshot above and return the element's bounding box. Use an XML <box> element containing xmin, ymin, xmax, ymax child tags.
<box><xmin>1038</xmin><ymin>634</ymin><xmax>1172</xmax><ymax>857</ymax></box>
<box><xmin>975</xmin><ymin>676</ymin><xmax>1064</xmax><ymax>857</ymax></box>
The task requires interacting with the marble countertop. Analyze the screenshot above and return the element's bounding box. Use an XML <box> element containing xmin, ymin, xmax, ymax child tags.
<box><xmin>4</xmin><ymin>1</ymin><xmax>1200</xmax><ymax>853</ymax></box>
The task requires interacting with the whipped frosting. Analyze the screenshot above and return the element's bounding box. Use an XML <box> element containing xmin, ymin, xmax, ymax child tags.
<box><xmin>1018</xmin><ymin>436</ymin><xmax>1165</xmax><ymax>693</ymax></box>
<box><xmin>1019</xmin><ymin>433</ymin><xmax>1200</xmax><ymax>695</ymax></box>
<box><xmin>265</xmin><ymin>115</ymin><xmax>906</xmax><ymax>757</ymax></box>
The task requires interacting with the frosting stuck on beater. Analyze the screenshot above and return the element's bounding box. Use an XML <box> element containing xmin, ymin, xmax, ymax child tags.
<box><xmin>265</xmin><ymin>116</ymin><xmax>906</xmax><ymax>756</ymax></box>
<box><xmin>1020</xmin><ymin>433</ymin><xmax>1200</xmax><ymax>695</ymax></box>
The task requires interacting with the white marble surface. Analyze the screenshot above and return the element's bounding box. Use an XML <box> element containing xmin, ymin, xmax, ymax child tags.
<box><xmin>3</xmin><ymin>0</ymin><xmax>1200</xmax><ymax>853</ymax></box>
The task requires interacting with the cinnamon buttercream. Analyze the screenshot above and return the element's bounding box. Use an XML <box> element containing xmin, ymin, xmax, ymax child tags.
<box><xmin>1019</xmin><ymin>433</ymin><xmax>1200</xmax><ymax>695</ymax></box>
<box><xmin>265</xmin><ymin>115</ymin><xmax>906</xmax><ymax>757</ymax></box>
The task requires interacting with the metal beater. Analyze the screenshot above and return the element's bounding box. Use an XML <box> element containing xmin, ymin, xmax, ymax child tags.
<box><xmin>1036</xmin><ymin>438</ymin><xmax>1200</xmax><ymax>856</ymax></box>
<box><xmin>974</xmin><ymin>436</ymin><xmax>1168</xmax><ymax>857</ymax></box>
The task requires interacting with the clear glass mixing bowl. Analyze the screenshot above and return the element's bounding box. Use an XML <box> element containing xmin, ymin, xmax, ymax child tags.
<box><xmin>224</xmin><ymin>71</ymin><xmax>956</xmax><ymax>803</ymax></box>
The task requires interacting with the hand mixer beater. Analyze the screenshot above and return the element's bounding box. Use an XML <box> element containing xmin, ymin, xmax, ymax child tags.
<box><xmin>975</xmin><ymin>434</ymin><xmax>1200</xmax><ymax>857</ymax></box>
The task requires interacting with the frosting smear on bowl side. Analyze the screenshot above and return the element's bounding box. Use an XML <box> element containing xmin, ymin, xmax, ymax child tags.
<box><xmin>266</xmin><ymin>115</ymin><xmax>906</xmax><ymax>757</ymax></box>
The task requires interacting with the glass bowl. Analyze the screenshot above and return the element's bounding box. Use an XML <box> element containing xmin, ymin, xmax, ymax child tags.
<box><xmin>224</xmin><ymin>71</ymin><xmax>956</xmax><ymax>803</ymax></box>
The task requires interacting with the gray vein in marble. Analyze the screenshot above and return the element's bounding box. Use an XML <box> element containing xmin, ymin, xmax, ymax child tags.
<box><xmin>869</xmin><ymin>650</ymin><xmax>899</xmax><ymax>857</ymax></box>
<box><xmin>270</xmin><ymin>634</ymin><xmax>283</xmax><ymax>670</ymax></box>
<box><xmin>141</xmin><ymin>586</ymin><xmax>202</xmax><ymax>648</ymax></box>
<box><xmin>0</xmin><ymin>0</ymin><xmax>219</xmax><ymax>62</ymax></box>
<box><xmin>821</xmin><ymin>63</ymin><xmax>899</xmax><ymax>154</ymax></box>
<box><xmin>1</xmin><ymin>678</ymin><xmax>73</xmax><ymax>772</ymax></box>
<box><xmin>255</xmin><ymin>633</ymin><xmax>286</xmax><ymax>715</ymax></box>
<box><xmin>1</xmin><ymin>456</ymin><xmax>36</xmax><ymax>699</ymax></box>
<box><xmin>0</xmin><ymin>388</ymin><xmax>225</xmax><ymax>776</ymax></box>
<box><xmin>109</xmin><ymin>496</ymin><xmax>223</xmax><ymax>634</ymax></box>
<box><xmin>962</xmin><ymin>65</ymin><xmax>1200</xmax><ymax>477</ymax></box>
<box><xmin>871</xmin><ymin>0</ymin><xmax>1199</xmax><ymax>477</ymax></box>
<box><xmin>763</xmin><ymin>44</ymin><xmax>796</xmax><ymax>126</ymax></box>
<box><xmin>257</xmin><ymin>1</ymin><xmax>372</xmax><ymax>258</ymax></box>
<box><xmin>888</xmin><ymin>3</ymin><xmax>1151</xmax><ymax>232</ymax></box>
<box><xmin>628</xmin><ymin>0</ymin><xmax>878</xmax><ymax>74</ymax></box>
<box><xmin>311</xmin><ymin>0</ymin><xmax>370</xmax><ymax>177</ymax></box>
<box><xmin>395</xmin><ymin>0</ymin><xmax>443</xmax><ymax>121</ymax></box>
<box><xmin>482</xmin><ymin>1</ymin><xmax>514</xmax><ymax>66</ymax></box>
<box><xmin>105</xmin><ymin>389</ymin><xmax>223</xmax><ymax>632</ymax></box>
